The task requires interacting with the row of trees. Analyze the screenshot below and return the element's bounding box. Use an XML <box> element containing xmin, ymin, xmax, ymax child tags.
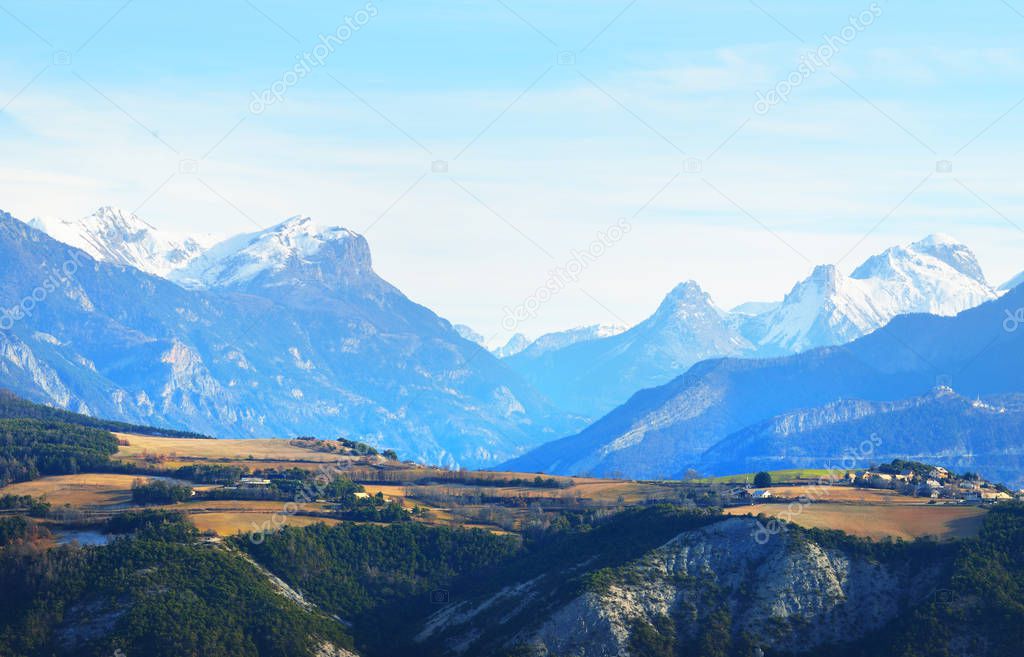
<box><xmin>131</xmin><ymin>479</ymin><xmax>193</xmax><ymax>505</ymax></box>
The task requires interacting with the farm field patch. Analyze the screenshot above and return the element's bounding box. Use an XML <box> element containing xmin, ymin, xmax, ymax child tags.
<box><xmin>3</xmin><ymin>474</ymin><xmax>183</xmax><ymax>508</ymax></box>
<box><xmin>724</xmin><ymin>503</ymin><xmax>987</xmax><ymax>541</ymax></box>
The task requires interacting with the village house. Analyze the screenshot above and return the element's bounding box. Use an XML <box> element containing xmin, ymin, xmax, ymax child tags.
<box><xmin>239</xmin><ymin>477</ymin><xmax>272</xmax><ymax>487</ymax></box>
<box><xmin>962</xmin><ymin>491</ymin><xmax>983</xmax><ymax>504</ymax></box>
<box><xmin>862</xmin><ymin>472</ymin><xmax>894</xmax><ymax>489</ymax></box>
<box><xmin>729</xmin><ymin>487</ymin><xmax>753</xmax><ymax>501</ymax></box>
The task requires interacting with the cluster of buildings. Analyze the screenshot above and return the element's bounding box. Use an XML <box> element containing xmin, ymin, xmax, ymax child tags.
<box><xmin>852</xmin><ymin>465</ymin><xmax>1016</xmax><ymax>503</ymax></box>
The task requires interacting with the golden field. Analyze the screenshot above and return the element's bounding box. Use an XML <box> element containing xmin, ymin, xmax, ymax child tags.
<box><xmin>724</xmin><ymin>503</ymin><xmax>987</xmax><ymax>541</ymax></box>
<box><xmin>114</xmin><ymin>433</ymin><xmax>355</xmax><ymax>464</ymax></box>
<box><xmin>0</xmin><ymin>433</ymin><xmax>1001</xmax><ymax>543</ymax></box>
<box><xmin>3</xmin><ymin>473</ymin><xmax>184</xmax><ymax>508</ymax></box>
<box><xmin>765</xmin><ymin>484</ymin><xmax>930</xmax><ymax>504</ymax></box>
<box><xmin>188</xmin><ymin>511</ymin><xmax>341</xmax><ymax>536</ymax></box>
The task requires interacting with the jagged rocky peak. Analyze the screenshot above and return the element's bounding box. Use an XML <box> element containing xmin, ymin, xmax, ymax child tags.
<box><xmin>808</xmin><ymin>263</ymin><xmax>841</xmax><ymax>287</ymax></box>
<box><xmin>782</xmin><ymin>265</ymin><xmax>851</xmax><ymax>308</ymax></box>
<box><xmin>664</xmin><ymin>279</ymin><xmax>710</xmax><ymax>302</ymax></box>
<box><xmin>776</xmin><ymin>264</ymin><xmax>844</xmax><ymax>303</ymax></box>
<box><xmin>493</xmin><ymin>333</ymin><xmax>531</xmax><ymax>358</ymax></box>
<box><xmin>171</xmin><ymin>215</ymin><xmax>375</xmax><ymax>291</ymax></box>
<box><xmin>30</xmin><ymin>206</ymin><xmax>209</xmax><ymax>277</ymax></box>
<box><xmin>653</xmin><ymin>280</ymin><xmax>719</xmax><ymax>318</ymax></box>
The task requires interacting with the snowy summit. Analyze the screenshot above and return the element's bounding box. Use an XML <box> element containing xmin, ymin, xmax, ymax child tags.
<box><xmin>30</xmin><ymin>206</ymin><xmax>211</xmax><ymax>278</ymax></box>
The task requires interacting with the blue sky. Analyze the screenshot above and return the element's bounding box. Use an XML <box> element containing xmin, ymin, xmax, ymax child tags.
<box><xmin>2</xmin><ymin>0</ymin><xmax>1023</xmax><ymax>342</ymax></box>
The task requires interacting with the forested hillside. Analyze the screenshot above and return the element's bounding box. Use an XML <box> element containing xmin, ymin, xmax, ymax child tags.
<box><xmin>0</xmin><ymin>389</ymin><xmax>208</xmax><ymax>438</ymax></box>
<box><xmin>0</xmin><ymin>513</ymin><xmax>352</xmax><ymax>657</ymax></box>
<box><xmin>0</xmin><ymin>418</ymin><xmax>119</xmax><ymax>485</ymax></box>
<box><xmin>1</xmin><ymin>496</ymin><xmax>1024</xmax><ymax>656</ymax></box>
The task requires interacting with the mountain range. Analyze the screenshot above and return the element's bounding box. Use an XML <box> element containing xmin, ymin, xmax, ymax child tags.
<box><xmin>8</xmin><ymin>205</ymin><xmax>1020</xmax><ymax>479</ymax></box>
<box><xmin>0</xmin><ymin>209</ymin><xmax>577</xmax><ymax>468</ymax></box>
<box><xmin>504</xmin><ymin>283</ymin><xmax>1024</xmax><ymax>484</ymax></box>
<box><xmin>504</xmin><ymin>234</ymin><xmax>999</xmax><ymax>419</ymax></box>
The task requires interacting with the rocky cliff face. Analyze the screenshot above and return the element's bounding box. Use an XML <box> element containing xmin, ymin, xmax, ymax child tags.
<box><xmin>417</xmin><ymin>517</ymin><xmax>940</xmax><ymax>656</ymax></box>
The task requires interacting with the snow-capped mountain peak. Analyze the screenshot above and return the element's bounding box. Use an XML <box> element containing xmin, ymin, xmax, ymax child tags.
<box><xmin>853</xmin><ymin>234</ymin><xmax>987</xmax><ymax>285</ymax></box>
<box><xmin>752</xmin><ymin>263</ymin><xmax>879</xmax><ymax>354</ymax></box>
<box><xmin>253</xmin><ymin>215</ymin><xmax>359</xmax><ymax>256</ymax></box>
<box><xmin>170</xmin><ymin>215</ymin><xmax>373</xmax><ymax>291</ymax></box>
<box><xmin>911</xmin><ymin>233</ymin><xmax>987</xmax><ymax>284</ymax></box>
<box><xmin>747</xmin><ymin>235</ymin><xmax>997</xmax><ymax>354</ymax></box>
<box><xmin>30</xmin><ymin>206</ymin><xmax>210</xmax><ymax>278</ymax></box>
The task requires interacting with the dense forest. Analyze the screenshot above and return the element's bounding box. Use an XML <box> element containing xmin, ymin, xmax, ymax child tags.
<box><xmin>237</xmin><ymin>521</ymin><xmax>520</xmax><ymax>624</ymax></box>
<box><xmin>131</xmin><ymin>478</ymin><xmax>193</xmax><ymax>505</ymax></box>
<box><xmin>0</xmin><ymin>418</ymin><xmax>119</xmax><ymax>485</ymax></box>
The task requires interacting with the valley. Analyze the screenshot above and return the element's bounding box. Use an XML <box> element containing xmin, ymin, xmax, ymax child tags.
<box><xmin>4</xmin><ymin>429</ymin><xmax>999</xmax><ymax>543</ymax></box>
<box><xmin>0</xmin><ymin>366</ymin><xmax>1020</xmax><ymax>657</ymax></box>
<box><xmin>5</xmin><ymin>6</ymin><xmax>1023</xmax><ymax>654</ymax></box>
